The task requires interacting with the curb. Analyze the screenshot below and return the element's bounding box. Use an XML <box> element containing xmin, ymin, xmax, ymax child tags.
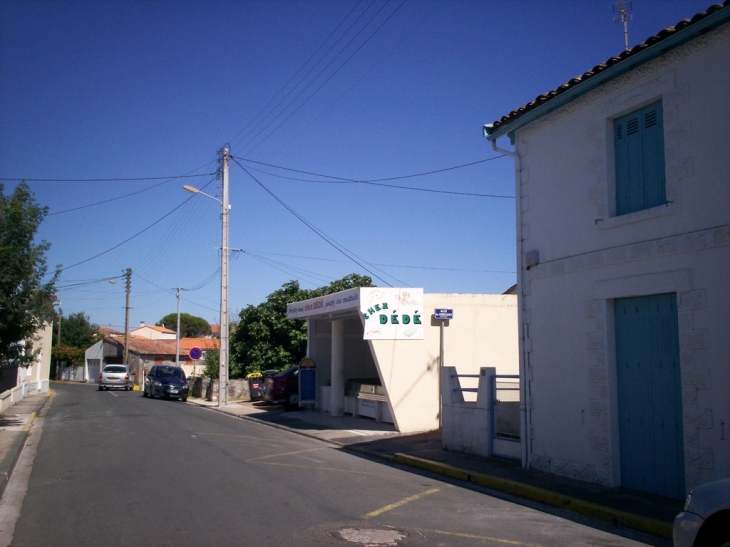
<box><xmin>0</xmin><ymin>391</ymin><xmax>52</xmax><ymax>500</ymax></box>
<box><xmin>392</xmin><ymin>453</ymin><xmax>672</xmax><ymax>540</ymax></box>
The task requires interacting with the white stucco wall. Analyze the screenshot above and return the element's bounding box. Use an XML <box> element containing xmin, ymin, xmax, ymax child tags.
<box><xmin>292</xmin><ymin>290</ymin><xmax>518</xmax><ymax>434</ymax></box>
<box><xmin>510</xmin><ymin>22</ymin><xmax>730</xmax><ymax>490</ymax></box>
<box><xmin>371</xmin><ymin>293</ymin><xmax>518</xmax><ymax>433</ymax></box>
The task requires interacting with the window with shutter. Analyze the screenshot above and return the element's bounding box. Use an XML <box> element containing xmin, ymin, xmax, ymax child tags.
<box><xmin>614</xmin><ymin>101</ymin><xmax>666</xmax><ymax>216</ymax></box>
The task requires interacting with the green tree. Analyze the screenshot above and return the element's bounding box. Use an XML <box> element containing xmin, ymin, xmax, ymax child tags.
<box><xmin>157</xmin><ymin>313</ymin><xmax>210</xmax><ymax>337</ymax></box>
<box><xmin>51</xmin><ymin>311</ymin><xmax>99</xmax><ymax>366</ymax></box>
<box><xmin>0</xmin><ymin>183</ymin><xmax>60</xmax><ymax>369</ymax></box>
<box><xmin>230</xmin><ymin>274</ymin><xmax>373</xmax><ymax>378</ymax></box>
<box><xmin>203</xmin><ymin>347</ymin><xmax>219</xmax><ymax>379</ymax></box>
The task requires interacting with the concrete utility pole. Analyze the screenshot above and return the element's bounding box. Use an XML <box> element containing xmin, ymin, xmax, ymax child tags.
<box><xmin>219</xmin><ymin>147</ymin><xmax>230</xmax><ymax>407</ymax></box>
<box><xmin>123</xmin><ymin>268</ymin><xmax>131</xmax><ymax>368</ymax></box>
<box><xmin>175</xmin><ymin>287</ymin><xmax>181</xmax><ymax>367</ymax></box>
<box><xmin>182</xmin><ymin>147</ymin><xmax>231</xmax><ymax>407</ymax></box>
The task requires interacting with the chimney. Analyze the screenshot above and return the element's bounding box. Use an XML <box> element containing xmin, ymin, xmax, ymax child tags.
<box><xmin>140</xmin><ymin>321</ymin><xmax>145</xmax><ymax>327</ymax></box>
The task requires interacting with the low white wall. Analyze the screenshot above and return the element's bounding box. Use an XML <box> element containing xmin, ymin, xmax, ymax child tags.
<box><xmin>441</xmin><ymin>366</ymin><xmax>494</xmax><ymax>458</ymax></box>
<box><xmin>372</xmin><ymin>293</ymin><xmax>518</xmax><ymax>433</ymax></box>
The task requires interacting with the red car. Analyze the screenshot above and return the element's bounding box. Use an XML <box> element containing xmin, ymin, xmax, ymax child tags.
<box><xmin>262</xmin><ymin>367</ymin><xmax>299</xmax><ymax>407</ymax></box>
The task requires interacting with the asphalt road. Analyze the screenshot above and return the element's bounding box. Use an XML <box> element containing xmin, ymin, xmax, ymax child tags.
<box><xmin>9</xmin><ymin>384</ymin><xmax>658</xmax><ymax>547</ymax></box>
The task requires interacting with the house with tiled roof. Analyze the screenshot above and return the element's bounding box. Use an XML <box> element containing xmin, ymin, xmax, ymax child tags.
<box><xmin>84</xmin><ymin>336</ymin><xmax>185</xmax><ymax>386</ymax></box>
<box><xmin>130</xmin><ymin>322</ymin><xmax>176</xmax><ymax>340</ymax></box>
<box><xmin>483</xmin><ymin>1</ymin><xmax>729</xmax><ymax>499</ymax></box>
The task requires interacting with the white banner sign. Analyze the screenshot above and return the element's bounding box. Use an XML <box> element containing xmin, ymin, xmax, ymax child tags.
<box><xmin>360</xmin><ymin>288</ymin><xmax>424</xmax><ymax>340</ymax></box>
<box><xmin>286</xmin><ymin>287</ymin><xmax>360</xmax><ymax>319</ymax></box>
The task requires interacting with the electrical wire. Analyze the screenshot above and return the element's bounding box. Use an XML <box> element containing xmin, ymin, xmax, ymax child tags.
<box><xmin>47</xmin><ymin>171</ymin><xmax>216</xmax><ymax>216</ymax></box>
<box><xmin>228</xmin><ymin>0</ymin><xmax>368</xmax><ymax>151</ymax></box>
<box><xmin>234</xmin><ymin>157</ymin><xmax>408</xmax><ymax>288</ymax></box>
<box><xmin>244</xmin><ymin>0</ymin><xmax>409</xmax><ymax>156</ymax></box>
<box><xmin>235</xmin><ymin>155</ymin><xmax>511</xmax><ymax>197</ymax></box>
<box><xmin>269</xmin><ymin>1</ymin><xmax>445</xmax><ymax>156</ymax></box>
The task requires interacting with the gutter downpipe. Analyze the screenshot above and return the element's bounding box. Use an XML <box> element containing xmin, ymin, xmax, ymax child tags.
<box><xmin>487</xmin><ymin>130</ymin><xmax>530</xmax><ymax>470</ymax></box>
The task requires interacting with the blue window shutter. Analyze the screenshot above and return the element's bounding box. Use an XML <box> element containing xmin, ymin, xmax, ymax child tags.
<box><xmin>614</xmin><ymin>102</ymin><xmax>665</xmax><ymax>215</ymax></box>
<box><xmin>641</xmin><ymin>103</ymin><xmax>666</xmax><ymax>209</ymax></box>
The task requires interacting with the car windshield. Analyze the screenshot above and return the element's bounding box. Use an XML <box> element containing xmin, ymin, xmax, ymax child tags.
<box><xmin>103</xmin><ymin>366</ymin><xmax>126</xmax><ymax>374</ymax></box>
<box><xmin>157</xmin><ymin>367</ymin><xmax>185</xmax><ymax>380</ymax></box>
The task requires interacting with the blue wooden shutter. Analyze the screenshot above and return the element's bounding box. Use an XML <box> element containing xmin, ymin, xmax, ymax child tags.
<box><xmin>614</xmin><ymin>102</ymin><xmax>666</xmax><ymax>215</ymax></box>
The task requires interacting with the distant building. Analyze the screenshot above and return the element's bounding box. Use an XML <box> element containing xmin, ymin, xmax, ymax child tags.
<box><xmin>130</xmin><ymin>322</ymin><xmax>176</xmax><ymax>340</ymax></box>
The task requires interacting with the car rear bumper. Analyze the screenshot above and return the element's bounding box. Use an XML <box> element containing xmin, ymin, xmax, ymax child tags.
<box><xmin>100</xmin><ymin>381</ymin><xmax>131</xmax><ymax>389</ymax></box>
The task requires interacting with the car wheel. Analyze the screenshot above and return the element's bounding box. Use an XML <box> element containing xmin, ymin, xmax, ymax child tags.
<box><xmin>286</xmin><ymin>393</ymin><xmax>299</xmax><ymax>409</ymax></box>
<box><xmin>98</xmin><ymin>385</ymin><xmax>103</xmax><ymax>391</ymax></box>
<box><xmin>149</xmin><ymin>389</ymin><xmax>155</xmax><ymax>399</ymax></box>
<box><xmin>702</xmin><ymin>521</ymin><xmax>730</xmax><ymax>547</ymax></box>
<box><xmin>182</xmin><ymin>396</ymin><xmax>188</xmax><ymax>402</ymax></box>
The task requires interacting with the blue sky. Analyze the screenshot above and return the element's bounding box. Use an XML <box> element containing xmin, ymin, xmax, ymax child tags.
<box><xmin>0</xmin><ymin>0</ymin><xmax>714</xmax><ymax>331</ymax></box>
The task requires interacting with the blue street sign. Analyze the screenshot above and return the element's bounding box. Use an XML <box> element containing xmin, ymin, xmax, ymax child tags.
<box><xmin>189</xmin><ymin>346</ymin><xmax>202</xmax><ymax>360</ymax></box>
<box><xmin>434</xmin><ymin>308</ymin><xmax>454</xmax><ymax>320</ymax></box>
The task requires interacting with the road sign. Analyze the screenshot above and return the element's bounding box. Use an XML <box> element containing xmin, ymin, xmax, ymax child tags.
<box><xmin>189</xmin><ymin>346</ymin><xmax>202</xmax><ymax>360</ymax></box>
<box><xmin>434</xmin><ymin>308</ymin><xmax>454</xmax><ymax>320</ymax></box>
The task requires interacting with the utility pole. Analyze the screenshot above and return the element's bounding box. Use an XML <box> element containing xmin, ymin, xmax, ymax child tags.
<box><xmin>219</xmin><ymin>147</ymin><xmax>230</xmax><ymax>407</ymax></box>
<box><xmin>123</xmin><ymin>268</ymin><xmax>131</xmax><ymax>374</ymax></box>
<box><xmin>175</xmin><ymin>287</ymin><xmax>181</xmax><ymax>367</ymax></box>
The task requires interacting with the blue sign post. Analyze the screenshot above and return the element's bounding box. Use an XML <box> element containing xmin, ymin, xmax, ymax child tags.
<box><xmin>434</xmin><ymin>308</ymin><xmax>454</xmax><ymax>320</ymax></box>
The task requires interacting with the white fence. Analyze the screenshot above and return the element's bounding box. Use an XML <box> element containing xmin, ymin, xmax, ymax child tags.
<box><xmin>0</xmin><ymin>379</ymin><xmax>49</xmax><ymax>413</ymax></box>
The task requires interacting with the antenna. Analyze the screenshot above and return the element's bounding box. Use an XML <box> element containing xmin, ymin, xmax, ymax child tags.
<box><xmin>613</xmin><ymin>0</ymin><xmax>633</xmax><ymax>52</ymax></box>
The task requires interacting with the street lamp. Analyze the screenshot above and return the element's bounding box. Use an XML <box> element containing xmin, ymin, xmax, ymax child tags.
<box><xmin>183</xmin><ymin>148</ymin><xmax>230</xmax><ymax>407</ymax></box>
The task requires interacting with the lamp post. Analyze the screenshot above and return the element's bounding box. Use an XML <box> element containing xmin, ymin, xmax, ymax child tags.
<box><xmin>183</xmin><ymin>147</ymin><xmax>230</xmax><ymax>407</ymax></box>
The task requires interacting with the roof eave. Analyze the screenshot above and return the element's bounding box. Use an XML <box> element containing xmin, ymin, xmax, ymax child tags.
<box><xmin>484</xmin><ymin>5</ymin><xmax>730</xmax><ymax>145</ymax></box>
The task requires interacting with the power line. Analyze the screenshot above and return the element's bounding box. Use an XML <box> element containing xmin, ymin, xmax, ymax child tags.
<box><xmin>0</xmin><ymin>172</ymin><xmax>214</xmax><ymax>183</ymax></box>
<box><xmin>47</xmin><ymin>171</ymin><xmax>216</xmax><ymax>216</ymax></box>
<box><xmin>234</xmin><ymin>158</ymin><xmax>408</xmax><ymax>288</ymax></box>
<box><xmin>235</xmin><ymin>155</ymin><xmax>512</xmax><ymax>198</ymax></box>
<box><xmin>245</xmin><ymin>250</ymin><xmax>516</xmax><ymax>274</ymax></box>
<box><xmin>243</xmin><ymin>0</ymin><xmax>409</xmax><ymax>157</ymax></box>
<box><xmin>228</xmin><ymin>0</ymin><xmax>368</xmax><ymax>151</ymax></box>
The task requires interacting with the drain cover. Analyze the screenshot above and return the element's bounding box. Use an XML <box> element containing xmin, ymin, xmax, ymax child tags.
<box><xmin>327</xmin><ymin>525</ymin><xmax>418</xmax><ymax>546</ymax></box>
<box><xmin>300</xmin><ymin>522</ymin><xmax>423</xmax><ymax>546</ymax></box>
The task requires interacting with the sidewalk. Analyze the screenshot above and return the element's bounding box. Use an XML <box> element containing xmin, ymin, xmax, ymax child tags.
<box><xmin>0</xmin><ymin>391</ymin><xmax>51</xmax><ymax>499</ymax></box>
<box><xmin>189</xmin><ymin>396</ymin><xmax>682</xmax><ymax>542</ymax></box>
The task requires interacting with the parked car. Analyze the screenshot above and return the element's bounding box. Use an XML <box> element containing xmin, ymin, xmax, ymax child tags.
<box><xmin>673</xmin><ymin>478</ymin><xmax>730</xmax><ymax>547</ymax></box>
<box><xmin>143</xmin><ymin>365</ymin><xmax>189</xmax><ymax>402</ymax></box>
<box><xmin>98</xmin><ymin>364</ymin><xmax>133</xmax><ymax>391</ymax></box>
<box><xmin>262</xmin><ymin>367</ymin><xmax>299</xmax><ymax>407</ymax></box>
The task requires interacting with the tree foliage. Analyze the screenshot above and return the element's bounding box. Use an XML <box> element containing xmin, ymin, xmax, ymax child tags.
<box><xmin>203</xmin><ymin>347</ymin><xmax>219</xmax><ymax>379</ymax></box>
<box><xmin>51</xmin><ymin>311</ymin><xmax>99</xmax><ymax>365</ymax></box>
<box><xmin>157</xmin><ymin>313</ymin><xmax>210</xmax><ymax>337</ymax></box>
<box><xmin>230</xmin><ymin>274</ymin><xmax>373</xmax><ymax>378</ymax></box>
<box><xmin>0</xmin><ymin>183</ymin><xmax>60</xmax><ymax>368</ymax></box>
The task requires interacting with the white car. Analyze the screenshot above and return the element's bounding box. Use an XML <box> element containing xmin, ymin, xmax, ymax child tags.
<box><xmin>98</xmin><ymin>364</ymin><xmax>133</xmax><ymax>391</ymax></box>
<box><xmin>673</xmin><ymin>478</ymin><xmax>730</xmax><ymax>547</ymax></box>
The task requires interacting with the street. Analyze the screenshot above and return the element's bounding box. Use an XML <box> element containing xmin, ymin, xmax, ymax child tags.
<box><xmin>7</xmin><ymin>384</ymin><xmax>664</xmax><ymax>547</ymax></box>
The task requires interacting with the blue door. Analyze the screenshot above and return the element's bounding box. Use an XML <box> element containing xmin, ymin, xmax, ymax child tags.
<box><xmin>615</xmin><ymin>293</ymin><xmax>684</xmax><ymax>499</ymax></box>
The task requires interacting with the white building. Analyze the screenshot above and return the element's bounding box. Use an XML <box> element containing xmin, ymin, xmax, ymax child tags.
<box><xmin>483</xmin><ymin>3</ymin><xmax>730</xmax><ymax>499</ymax></box>
<box><xmin>287</xmin><ymin>288</ymin><xmax>518</xmax><ymax>434</ymax></box>
<box><xmin>130</xmin><ymin>322</ymin><xmax>176</xmax><ymax>340</ymax></box>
